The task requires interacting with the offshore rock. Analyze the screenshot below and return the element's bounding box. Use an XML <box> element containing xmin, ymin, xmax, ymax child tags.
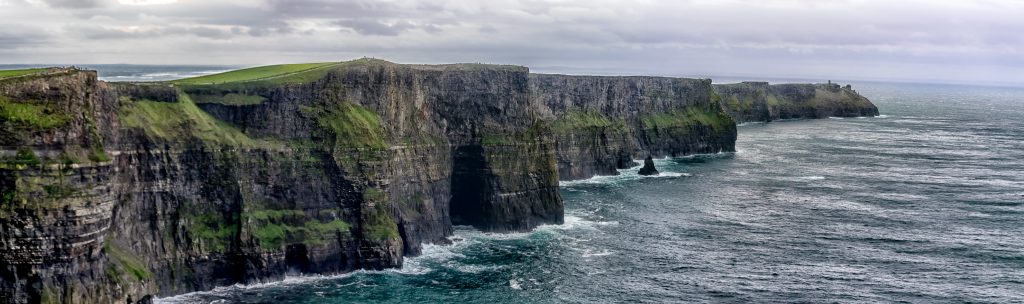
<box><xmin>638</xmin><ymin>155</ymin><xmax>658</xmax><ymax>176</ymax></box>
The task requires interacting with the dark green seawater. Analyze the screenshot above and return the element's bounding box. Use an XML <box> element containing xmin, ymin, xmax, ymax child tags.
<box><xmin>160</xmin><ymin>82</ymin><xmax>1024</xmax><ymax>303</ymax></box>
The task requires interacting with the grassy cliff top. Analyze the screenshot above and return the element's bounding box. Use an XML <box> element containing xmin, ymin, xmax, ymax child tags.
<box><xmin>171</xmin><ymin>59</ymin><xmax>528</xmax><ymax>87</ymax></box>
<box><xmin>0</xmin><ymin>68</ymin><xmax>50</xmax><ymax>80</ymax></box>
<box><xmin>172</xmin><ymin>62</ymin><xmax>340</xmax><ymax>85</ymax></box>
<box><xmin>530</xmin><ymin>73</ymin><xmax>708</xmax><ymax>84</ymax></box>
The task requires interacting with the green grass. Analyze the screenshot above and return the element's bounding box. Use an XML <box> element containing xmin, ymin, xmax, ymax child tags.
<box><xmin>0</xmin><ymin>68</ymin><xmax>47</xmax><ymax>79</ymax></box>
<box><xmin>246</xmin><ymin>209</ymin><xmax>351</xmax><ymax>249</ymax></box>
<box><xmin>361</xmin><ymin>188</ymin><xmax>399</xmax><ymax>241</ymax></box>
<box><xmin>187</xmin><ymin>212</ymin><xmax>237</xmax><ymax>252</ymax></box>
<box><xmin>0</xmin><ymin>97</ymin><xmax>69</xmax><ymax>130</ymax></box>
<box><xmin>363</xmin><ymin>188</ymin><xmax>386</xmax><ymax>202</ymax></box>
<box><xmin>305</xmin><ymin>102</ymin><xmax>387</xmax><ymax>150</ymax></box>
<box><xmin>173</xmin><ymin>62</ymin><xmax>338</xmax><ymax>85</ymax></box>
<box><xmin>7</xmin><ymin>147</ymin><xmax>40</xmax><ymax>167</ymax></box>
<box><xmin>103</xmin><ymin>240</ymin><xmax>153</xmax><ymax>281</ymax></box>
<box><xmin>172</xmin><ymin>59</ymin><xmax>408</xmax><ymax>89</ymax></box>
<box><xmin>480</xmin><ymin>133</ymin><xmax>514</xmax><ymax>146</ymax></box>
<box><xmin>551</xmin><ymin>111</ymin><xmax>627</xmax><ymax>134</ymax></box>
<box><xmin>119</xmin><ymin>93</ymin><xmax>273</xmax><ymax>147</ymax></box>
<box><xmin>640</xmin><ymin>106</ymin><xmax>735</xmax><ymax>133</ymax></box>
<box><xmin>364</xmin><ymin>204</ymin><xmax>399</xmax><ymax>241</ymax></box>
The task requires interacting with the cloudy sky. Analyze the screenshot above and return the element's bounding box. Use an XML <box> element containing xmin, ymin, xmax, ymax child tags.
<box><xmin>1</xmin><ymin>0</ymin><xmax>1022</xmax><ymax>85</ymax></box>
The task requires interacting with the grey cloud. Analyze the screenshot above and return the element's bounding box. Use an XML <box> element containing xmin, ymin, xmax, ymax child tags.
<box><xmin>41</xmin><ymin>0</ymin><xmax>108</xmax><ymax>9</ymax></box>
<box><xmin>269</xmin><ymin>0</ymin><xmax>412</xmax><ymax>19</ymax></box>
<box><xmin>334</xmin><ymin>19</ymin><xmax>443</xmax><ymax>36</ymax></box>
<box><xmin>66</xmin><ymin>25</ymin><xmax>235</xmax><ymax>40</ymax></box>
<box><xmin>478</xmin><ymin>25</ymin><xmax>498</xmax><ymax>34</ymax></box>
<box><xmin>1</xmin><ymin>0</ymin><xmax>1022</xmax><ymax>85</ymax></box>
<box><xmin>335</xmin><ymin>19</ymin><xmax>415</xmax><ymax>36</ymax></box>
<box><xmin>0</xmin><ymin>27</ymin><xmax>50</xmax><ymax>49</ymax></box>
<box><xmin>187</xmin><ymin>26</ymin><xmax>234</xmax><ymax>39</ymax></box>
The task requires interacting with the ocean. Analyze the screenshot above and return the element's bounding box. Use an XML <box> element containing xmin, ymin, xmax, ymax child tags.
<box><xmin>13</xmin><ymin>65</ymin><xmax>1018</xmax><ymax>303</ymax></box>
<box><xmin>0</xmin><ymin>64</ymin><xmax>236</xmax><ymax>82</ymax></box>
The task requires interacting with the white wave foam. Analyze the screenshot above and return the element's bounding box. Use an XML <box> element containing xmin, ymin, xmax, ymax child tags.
<box><xmin>559</xmin><ymin>156</ymin><xmax>698</xmax><ymax>187</ymax></box>
<box><xmin>142</xmin><ymin>72</ymin><xmax>183</xmax><ymax>77</ymax></box>
<box><xmin>155</xmin><ymin>271</ymin><xmax>369</xmax><ymax>303</ymax></box>
<box><xmin>157</xmin><ymin>213</ymin><xmax>616</xmax><ymax>303</ymax></box>
<box><xmin>582</xmin><ymin>250</ymin><xmax>615</xmax><ymax>258</ymax></box>
<box><xmin>509</xmin><ymin>279</ymin><xmax>522</xmax><ymax>290</ymax></box>
<box><xmin>554</xmin><ymin>215</ymin><xmax>619</xmax><ymax>230</ymax></box>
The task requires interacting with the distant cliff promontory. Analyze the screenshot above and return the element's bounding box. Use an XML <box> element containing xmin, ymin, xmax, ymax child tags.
<box><xmin>714</xmin><ymin>81</ymin><xmax>879</xmax><ymax>123</ymax></box>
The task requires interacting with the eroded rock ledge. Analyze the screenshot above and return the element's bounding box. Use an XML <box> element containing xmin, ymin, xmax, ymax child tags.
<box><xmin>0</xmin><ymin>60</ymin><xmax>877</xmax><ymax>303</ymax></box>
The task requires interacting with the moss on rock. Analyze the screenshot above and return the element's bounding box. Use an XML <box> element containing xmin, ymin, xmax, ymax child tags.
<box><xmin>245</xmin><ymin>208</ymin><xmax>351</xmax><ymax>249</ymax></box>
<box><xmin>640</xmin><ymin>105</ymin><xmax>735</xmax><ymax>134</ymax></box>
<box><xmin>103</xmin><ymin>239</ymin><xmax>153</xmax><ymax>281</ymax></box>
<box><xmin>119</xmin><ymin>92</ymin><xmax>277</xmax><ymax>148</ymax></box>
<box><xmin>550</xmin><ymin>110</ymin><xmax>628</xmax><ymax>134</ymax></box>
<box><xmin>361</xmin><ymin>188</ymin><xmax>399</xmax><ymax>241</ymax></box>
<box><xmin>304</xmin><ymin>102</ymin><xmax>387</xmax><ymax>150</ymax></box>
<box><xmin>0</xmin><ymin>97</ymin><xmax>70</xmax><ymax>130</ymax></box>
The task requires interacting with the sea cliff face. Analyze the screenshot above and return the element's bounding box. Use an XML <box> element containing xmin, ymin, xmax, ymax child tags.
<box><xmin>714</xmin><ymin>81</ymin><xmax>879</xmax><ymax>123</ymax></box>
<box><xmin>0</xmin><ymin>61</ymin><xmax>878</xmax><ymax>303</ymax></box>
<box><xmin>531</xmin><ymin>74</ymin><xmax>736</xmax><ymax>181</ymax></box>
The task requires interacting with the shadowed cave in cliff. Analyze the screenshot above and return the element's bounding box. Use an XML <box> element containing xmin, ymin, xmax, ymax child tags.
<box><xmin>448</xmin><ymin>144</ymin><xmax>491</xmax><ymax>229</ymax></box>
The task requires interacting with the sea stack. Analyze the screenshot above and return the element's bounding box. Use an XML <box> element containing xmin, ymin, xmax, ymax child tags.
<box><xmin>638</xmin><ymin>155</ymin><xmax>659</xmax><ymax>176</ymax></box>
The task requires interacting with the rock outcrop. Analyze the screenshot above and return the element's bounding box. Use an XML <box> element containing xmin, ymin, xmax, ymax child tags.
<box><xmin>638</xmin><ymin>156</ymin><xmax>659</xmax><ymax>176</ymax></box>
<box><xmin>0</xmin><ymin>60</ymin><xmax>878</xmax><ymax>303</ymax></box>
<box><xmin>714</xmin><ymin>81</ymin><xmax>879</xmax><ymax>123</ymax></box>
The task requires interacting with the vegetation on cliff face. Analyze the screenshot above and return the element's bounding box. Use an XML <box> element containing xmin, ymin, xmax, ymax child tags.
<box><xmin>3</xmin><ymin>147</ymin><xmax>41</xmax><ymax>168</ymax></box>
<box><xmin>245</xmin><ymin>208</ymin><xmax>350</xmax><ymax>249</ymax></box>
<box><xmin>103</xmin><ymin>240</ymin><xmax>153</xmax><ymax>282</ymax></box>
<box><xmin>362</xmin><ymin>188</ymin><xmax>399</xmax><ymax>241</ymax></box>
<box><xmin>640</xmin><ymin>106</ymin><xmax>735</xmax><ymax>134</ymax></box>
<box><xmin>119</xmin><ymin>93</ymin><xmax>275</xmax><ymax>148</ymax></box>
<box><xmin>810</xmin><ymin>87</ymin><xmax>874</xmax><ymax>109</ymax></box>
<box><xmin>305</xmin><ymin>102</ymin><xmax>387</xmax><ymax>150</ymax></box>
<box><xmin>187</xmin><ymin>211</ymin><xmax>238</xmax><ymax>252</ymax></box>
<box><xmin>550</xmin><ymin>111</ymin><xmax>628</xmax><ymax>134</ymax></box>
<box><xmin>0</xmin><ymin>97</ymin><xmax>70</xmax><ymax>130</ymax></box>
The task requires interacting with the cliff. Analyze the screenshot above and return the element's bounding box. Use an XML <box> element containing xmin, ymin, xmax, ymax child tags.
<box><xmin>714</xmin><ymin>81</ymin><xmax>879</xmax><ymax>123</ymax></box>
<box><xmin>0</xmin><ymin>61</ymin><xmax>877</xmax><ymax>303</ymax></box>
<box><xmin>531</xmin><ymin>74</ymin><xmax>736</xmax><ymax>180</ymax></box>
